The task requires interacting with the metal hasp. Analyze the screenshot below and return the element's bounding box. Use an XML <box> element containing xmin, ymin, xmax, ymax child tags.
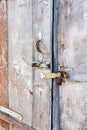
<box><xmin>50</xmin><ymin>0</ymin><xmax>60</xmax><ymax>130</ymax></box>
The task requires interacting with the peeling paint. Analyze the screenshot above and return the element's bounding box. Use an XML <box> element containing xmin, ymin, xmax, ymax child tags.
<box><xmin>0</xmin><ymin>1</ymin><xmax>8</xmax><ymax>128</ymax></box>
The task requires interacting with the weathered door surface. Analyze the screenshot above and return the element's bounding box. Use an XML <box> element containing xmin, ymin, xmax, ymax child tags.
<box><xmin>58</xmin><ymin>0</ymin><xmax>87</xmax><ymax>130</ymax></box>
<box><xmin>0</xmin><ymin>0</ymin><xmax>87</xmax><ymax>130</ymax></box>
<box><xmin>0</xmin><ymin>0</ymin><xmax>51</xmax><ymax>130</ymax></box>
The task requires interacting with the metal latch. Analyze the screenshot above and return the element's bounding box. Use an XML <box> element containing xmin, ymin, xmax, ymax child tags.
<box><xmin>40</xmin><ymin>71</ymin><xmax>67</xmax><ymax>85</ymax></box>
<box><xmin>32</xmin><ymin>62</ymin><xmax>50</xmax><ymax>69</ymax></box>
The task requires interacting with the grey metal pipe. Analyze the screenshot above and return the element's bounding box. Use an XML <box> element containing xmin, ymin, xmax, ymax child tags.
<box><xmin>50</xmin><ymin>0</ymin><xmax>60</xmax><ymax>130</ymax></box>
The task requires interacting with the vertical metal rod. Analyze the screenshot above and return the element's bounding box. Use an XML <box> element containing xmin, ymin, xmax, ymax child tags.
<box><xmin>50</xmin><ymin>0</ymin><xmax>60</xmax><ymax>130</ymax></box>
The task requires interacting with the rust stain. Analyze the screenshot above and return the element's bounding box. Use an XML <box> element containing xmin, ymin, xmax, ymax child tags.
<box><xmin>0</xmin><ymin>1</ymin><xmax>9</xmax><ymax>128</ymax></box>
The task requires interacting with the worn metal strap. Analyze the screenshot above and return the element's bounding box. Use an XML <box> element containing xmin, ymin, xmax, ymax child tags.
<box><xmin>0</xmin><ymin>112</ymin><xmax>36</xmax><ymax>130</ymax></box>
<box><xmin>0</xmin><ymin>106</ymin><xmax>22</xmax><ymax>121</ymax></box>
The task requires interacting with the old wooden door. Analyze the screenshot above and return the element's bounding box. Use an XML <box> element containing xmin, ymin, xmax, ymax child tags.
<box><xmin>0</xmin><ymin>0</ymin><xmax>87</xmax><ymax>130</ymax></box>
<box><xmin>0</xmin><ymin>0</ymin><xmax>51</xmax><ymax>130</ymax></box>
<box><xmin>58</xmin><ymin>0</ymin><xmax>87</xmax><ymax>130</ymax></box>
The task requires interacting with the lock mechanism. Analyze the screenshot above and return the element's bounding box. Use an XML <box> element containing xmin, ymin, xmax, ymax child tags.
<box><xmin>32</xmin><ymin>33</ymin><xmax>67</xmax><ymax>84</ymax></box>
<box><xmin>40</xmin><ymin>71</ymin><xmax>67</xmax><ymax>85</ymax></box>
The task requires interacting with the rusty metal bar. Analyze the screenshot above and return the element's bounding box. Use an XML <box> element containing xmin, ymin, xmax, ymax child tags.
<box><xmin>0</xmin><ymin>112</ymin><xmax>36</xmax><ymax>130</ymax></box>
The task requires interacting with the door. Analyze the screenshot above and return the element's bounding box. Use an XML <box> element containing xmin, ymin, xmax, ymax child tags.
<box><xmin>0</xmin><ymin>0</ymin><xmax>87</xmax><ymax>130</ymax></box>
<box><xmin>58</xmin><ymin>0</ymin><xmax>87</xmax><ymax>130</ymax></box>
<box><xmin>0</xmin><ymin>0</ymin><xmax>51</xmax><ymax>130</ymax></box>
